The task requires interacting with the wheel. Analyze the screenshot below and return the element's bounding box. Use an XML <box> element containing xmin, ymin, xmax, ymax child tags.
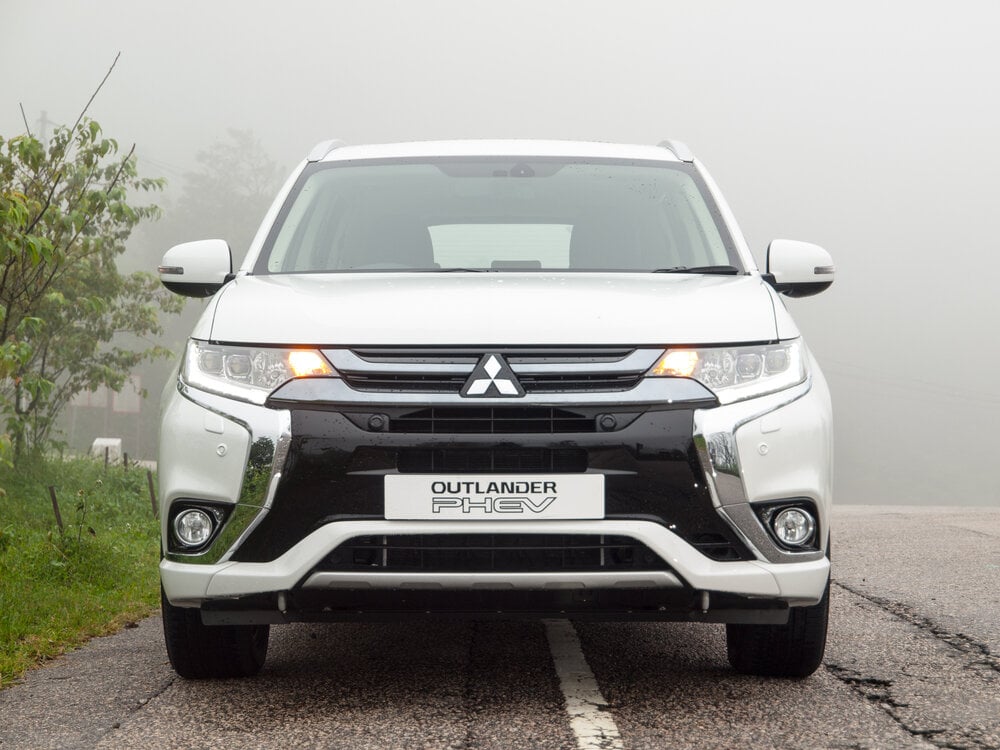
<box><xmin>726</xmin><ymin>578</ymin><xmax>830</xmax><ymax>678</ymax></box>
<box><xmin>161</xmin><ymin>587</ymin><xmax>269</xmax><ymax>679</ymax></box>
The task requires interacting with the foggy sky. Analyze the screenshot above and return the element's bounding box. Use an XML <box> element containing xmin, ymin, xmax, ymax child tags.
<box><xmin>3</xmin><ymin>0</ymin><xmax>999</xmax><ymax>506</ymax></box>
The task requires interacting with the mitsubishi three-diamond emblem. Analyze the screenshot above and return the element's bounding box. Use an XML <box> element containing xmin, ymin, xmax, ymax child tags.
<box><xmin>461</xmin><ymin>354</ymin><xmax>524</xmax><ymax>397</ymax></box>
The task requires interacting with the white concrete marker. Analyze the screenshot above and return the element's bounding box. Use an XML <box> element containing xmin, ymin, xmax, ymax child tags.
<box><xmin>544</xmin><ymin>619</ymin><xmax>623</xmax><ymax>750</ymax></box>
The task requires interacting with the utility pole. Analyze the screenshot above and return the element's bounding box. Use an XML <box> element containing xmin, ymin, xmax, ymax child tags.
<box><xmin>37</xmin><ymin>110</ymin><xmax>53</xmax><ymax>141</ymax></box>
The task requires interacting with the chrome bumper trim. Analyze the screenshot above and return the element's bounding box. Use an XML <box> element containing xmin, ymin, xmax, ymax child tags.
<box><xmin>692</xmin><ymin>379</ymin><xmax>826</xmax><ymax>564</ymax></box>
<box><xmin>301</xmin><ymin>570</ymin><xmax>683</xmax><ymax>590</ymax></box>
<box><xmin>165</xmin><ymin>383</ymin><xmax>291</xmax><ymax>565</ymax></box>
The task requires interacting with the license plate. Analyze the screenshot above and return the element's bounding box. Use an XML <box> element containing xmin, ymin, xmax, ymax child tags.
<box><xmin>384</xmin><ymin>474</ymin><xmax>604</xmax><ymax>520</ymax></box>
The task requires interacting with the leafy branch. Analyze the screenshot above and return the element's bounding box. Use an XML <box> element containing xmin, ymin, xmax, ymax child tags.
<box><xmin>0</xmin><ymin>54</ymin><xmax>181</xmax><ymax>464</ymax></box>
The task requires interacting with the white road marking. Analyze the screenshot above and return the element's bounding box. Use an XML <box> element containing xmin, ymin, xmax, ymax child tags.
<box><xmin>544</xmin><ymin>619</ymin><xmax>624</xmax><ymax>750</ymax></box>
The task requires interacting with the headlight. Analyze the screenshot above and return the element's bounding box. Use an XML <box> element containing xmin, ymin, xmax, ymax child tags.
<box><xmin>182</xmin><ymin>340</ymin><xmax>334</xmax><ymax>403</ymax></box>
<box><xmin>648</xmin><ymin>339</ymin><xmax>806</xmax><ymax>404</ymax></box>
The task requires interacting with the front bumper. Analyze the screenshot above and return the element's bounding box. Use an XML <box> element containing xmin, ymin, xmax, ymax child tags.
<box><xmin>159</xmin><ymin>365</ymin><xmax>832</xmax><ymax>619</ymax></box>
<box><xmin>162</xmin><ymin>517</ymin><xmax>829</xmax><ymax>602</ymax></box>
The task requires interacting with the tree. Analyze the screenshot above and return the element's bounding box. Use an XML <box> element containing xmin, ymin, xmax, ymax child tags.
<box><xmin>170</xmin><ymin>128</ymin><xmax>284</xmax><ymax>265</ymax></box>
<box><xmin>0</xmin><ymin>115</ymin><xmax>183</xmax><ymax>462</ymax></box>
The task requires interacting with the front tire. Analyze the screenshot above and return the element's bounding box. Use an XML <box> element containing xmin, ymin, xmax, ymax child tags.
<box><xmin>726</xmin><ymin>579</ymin><xmax>830</xmax><ymax>678</ymax></box>
<box><xmin>161</xmin><ymin>587</ymin><xmax>269</xmax><ymax>679</ymax></box>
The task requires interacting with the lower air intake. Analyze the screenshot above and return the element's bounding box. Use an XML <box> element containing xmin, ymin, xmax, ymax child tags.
<box><xmin>317</xmin><ymin>534</ymin><xmax>671</xmax><ymax>573</ymax></box>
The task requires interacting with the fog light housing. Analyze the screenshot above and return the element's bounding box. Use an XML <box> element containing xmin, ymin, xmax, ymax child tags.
<box><xmin>772</xmin><ymin>507</ymin><xmax>816</xmax><ymax>547</ymax></box>
<box><xmin>173</xmin><ymin>509</ymin><xmax>215</xmax><ymax>548</ymax></box>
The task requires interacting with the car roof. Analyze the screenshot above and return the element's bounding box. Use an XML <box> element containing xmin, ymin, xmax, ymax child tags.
<box><xmin>310</xmin><ymin>139</ymin><xmax>686</xmax><ymax>163</ymax></box>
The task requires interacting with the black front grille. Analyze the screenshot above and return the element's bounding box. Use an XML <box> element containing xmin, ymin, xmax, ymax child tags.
<box><xmin>339</xmin><ymin>347</ymin><xmax>646</xmax><ymax>394</ymax></box>
<box><xmin>343</xmin><ymin>373</ymin><xmax>641</xmax><ymax>394</ymax></box>
<box><xmin>390</xmin><ymin>407</ymin><xmax>595</xmax><ymax>434</ymax></box>
<box><xmin>231</xmin><ymin>408</ymin><xmax>757</xmax><ymax>564</ymax></box>
<box><xmin>318</xmin><ymin>534</ymin><xmax>671</xmax><ymax>573</ymax></box>
<box><xmin>397</xmin><ymin>447</ymin><xmax>588</xmax><ymax>473</ymax></box>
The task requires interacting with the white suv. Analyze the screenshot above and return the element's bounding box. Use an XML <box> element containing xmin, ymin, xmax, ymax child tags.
<box><xmin>157</xmin><ymin>139</ymin><xmax>834</xmax><ymax>679</ymax></box>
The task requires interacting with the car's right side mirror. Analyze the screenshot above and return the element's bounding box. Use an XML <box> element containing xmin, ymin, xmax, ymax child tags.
<box><xmin>764</xmin><ymin>239</ymin><xmax>835</xmax><ymax>298</ymax></box>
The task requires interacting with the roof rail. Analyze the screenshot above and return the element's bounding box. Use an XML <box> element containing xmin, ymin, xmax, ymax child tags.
<box><xmin>656</xmin><ymin>140</ymin><xmax>695</xmax><ymax>163</ymax></box>
<box><xmin>306</xmin><ymin>139</ymin><xmax>347</xmax><ymax>162</ymax></box>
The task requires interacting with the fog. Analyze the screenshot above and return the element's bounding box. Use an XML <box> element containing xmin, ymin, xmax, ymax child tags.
<box><xmin>3</xmin><ymin>0</ymin><xmax>998</xmax><ymax>506</ymax></box>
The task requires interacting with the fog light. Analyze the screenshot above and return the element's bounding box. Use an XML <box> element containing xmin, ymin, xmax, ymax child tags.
<box><xmin>173</xmin><ymin>509</ymin><xmax>214</xmax><ymax>548</ymax></box>
<box><xmin>772</xmin><ymin>507</ymin><xmax>816</xmax><ymax>546</ymax></box>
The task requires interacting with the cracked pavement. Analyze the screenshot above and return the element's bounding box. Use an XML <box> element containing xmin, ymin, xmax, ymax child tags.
<box><xmin>0</xmin><ymin>506</ymin><xmax>997</xmax><ymax>750</ymax></box>
<box><xmin>824</xmin><ymin>507</ymin><xmax>1000</xmax><ymax>750</ymax></box>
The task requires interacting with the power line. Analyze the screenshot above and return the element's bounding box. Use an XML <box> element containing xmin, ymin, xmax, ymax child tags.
<box><xmin>137</xmin><ymin>155</ymin><xmax>186</xmax><ymax>179</ymax></box>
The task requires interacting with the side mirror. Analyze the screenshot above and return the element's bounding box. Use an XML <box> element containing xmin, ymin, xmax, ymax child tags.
<box><xmin>158</xmin><ymin>240</ymin><xmax>233</xmax><ymax>298</ymax></box>
<box><xmin>764</xmin><ymin>239</ymin><xmax>834</xmax><ymax>298</ymax></box>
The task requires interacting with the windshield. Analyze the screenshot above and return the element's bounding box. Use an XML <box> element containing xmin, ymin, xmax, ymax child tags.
<box><xmin>255</xmin><ymin>158</ymin><xmax>741</xmax><ymax>274</ymax></box>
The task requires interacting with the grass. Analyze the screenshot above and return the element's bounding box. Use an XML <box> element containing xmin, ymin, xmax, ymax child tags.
<box><xmin>0</xmin><ymin>457</ymin><xmax>161</xmax><ymax>689</ymax></box>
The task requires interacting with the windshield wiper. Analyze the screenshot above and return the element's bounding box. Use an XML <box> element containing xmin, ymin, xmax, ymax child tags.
<box><xmin>652</xmin><ymin>265</ymin><xmax>741</xmax><ymax>275</ymax></box>
<box><xmin>438</xmin><ymin>267</ymin><xmax>491</xmax><ymax>272</ymax></box>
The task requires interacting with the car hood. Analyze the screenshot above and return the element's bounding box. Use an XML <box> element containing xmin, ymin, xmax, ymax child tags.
<box><xmin>203</xmin><ymin>273</ymin><xmax>782</xmax><ymax>346</ymax></box>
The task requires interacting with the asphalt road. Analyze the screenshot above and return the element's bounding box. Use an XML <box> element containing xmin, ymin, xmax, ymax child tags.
<box><xmin>1</xmin><ymin>506</ymin><xmax>997</xmax><ymax>750</ymax></box>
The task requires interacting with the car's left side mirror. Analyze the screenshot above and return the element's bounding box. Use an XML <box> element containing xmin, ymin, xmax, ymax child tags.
<box><xmin>764</xmin><ymin>239</ymin><xmax>834</xmax><ymax>298</ymax></box>
<box><xmin>158</xmin><ymin>239</ymin><xmax>233</xmax><ymax>298</ymax></box>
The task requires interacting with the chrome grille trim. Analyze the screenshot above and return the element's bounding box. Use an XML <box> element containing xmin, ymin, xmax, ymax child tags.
<box><xmin>266</xmin><ymin>376</ymin><xmax>717</xmax><ymax>406</ymax></box>
<box><xmin>323</xmin><ymin>347</ymin><xmax>663</xmax><ymax>395</ymax></box>
<box><xmin>511</xmin><ymin>350</ymin><xmax>660</xmax><ymax>373</ymax></box>
<box><xmin>326</xmin><ymin>350</ymin><xmax>474</xmax><ymax>374</ymax></box>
